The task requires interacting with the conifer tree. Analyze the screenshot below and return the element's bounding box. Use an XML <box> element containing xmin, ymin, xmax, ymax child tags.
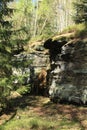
<box><xmin>0</xmin><ymin>0</ymin><xmax>15</xmax><ymax>107</ymax></box>
<box><xmin>73</xmin><ymin>0</ymin><xmax>87</xmax><ymax>24</ymax></box>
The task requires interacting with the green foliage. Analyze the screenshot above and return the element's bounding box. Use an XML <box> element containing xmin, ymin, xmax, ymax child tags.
<box><xmin>61</xmin><ymin>23</ymin><xmax>84</xmax><ymax>32</ymax></box>
<box><xmin>0</xmin><ymin>0</ymin><xmax>29</xmax><ymax>109</ymax></box>
<box><xmin>37</xmin><ymin>0</ymin><xmax>58</xmax><ymax>37</ymax></box>
<box><xmin>16</xmin><ymin>85</ymin><xmax>31</xmax><ymax>95</ymax></box>
<box><xmin>74</xmin><ymin>23</ymin><xmax>87</xmax><ymax>37</ymax></box>
<box><xmin>13</xmin><ymin>0</ymin><xmax>75</xmax><ymax>41</ymax></box>
<box><xmin>30</xmin><ymin>119</ymin><xmax>39</xmax><ymax>129</ymax></box>
<box><xmin>12</xmin><ymin>0</ymin><xmax>33</xmax><ymax>39</ymax></box>
<box><xmin>0</xmin><ymin>0</ymin><xmax>14</xmax><ymax>107</ymax></box>
<box><xmin>73</xmin><ymin>0</ymin><xmax>87</xmax><ymax>24</ymax></box>
<box><xmin>58</xmin><ymin>23</ymin><xmax>87</xmax><ymax>39</ymax></box>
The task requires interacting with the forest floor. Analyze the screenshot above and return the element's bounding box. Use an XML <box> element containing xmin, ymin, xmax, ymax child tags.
<box><xmin>0</xmin><ymin>94</ymin><xmax>87</xmax><ymax>130</ymax></box>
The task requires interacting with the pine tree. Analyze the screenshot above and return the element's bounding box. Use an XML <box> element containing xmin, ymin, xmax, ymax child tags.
<box><xmin>0</xmin><ymin>0</ymin><xmax>15</xmax><ymax>107</ymax></box>
<box><xmin>73</xmin><ymin>0</ymin><xmax>87</xmax><ymax>24</ymax></box>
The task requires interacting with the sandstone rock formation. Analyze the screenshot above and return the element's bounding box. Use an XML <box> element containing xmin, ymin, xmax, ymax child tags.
<box><xmin>12</xmin><ymin>41</ymin><xmax>50</xmax><ymax>95</ymax></box>
<box><xmin>44</xmin><ymin>36</ymin><xmax>87</xmax><ymax>104</ymax></box>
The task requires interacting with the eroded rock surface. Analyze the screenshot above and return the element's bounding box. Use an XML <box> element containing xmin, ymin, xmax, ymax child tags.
<box><xmin>12</xmin><ymin>42</ymin><xmax>50</xmax><ymax>95</ymax></box>
<box><xmin>44</xmin><ymin>38</ymin><xmax>87</xmax><ymax>104</ymax></box>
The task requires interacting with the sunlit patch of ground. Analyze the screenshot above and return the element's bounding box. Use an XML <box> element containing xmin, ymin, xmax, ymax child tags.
<box><xmin>0</xmin><ymin>95</ymin><xmax>87</xmax><ymax>130</ymax></box>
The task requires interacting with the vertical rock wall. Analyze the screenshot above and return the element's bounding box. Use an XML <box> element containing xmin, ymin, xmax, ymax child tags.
<box><xmin>12</xmin><ymin>42</ymin><xmax>50</xmax><ymax>95</ymax></box>
<box><xmin>44</xmin><ymin>38</ymin><xmax>87</xmax><ymax>104</ymax></box>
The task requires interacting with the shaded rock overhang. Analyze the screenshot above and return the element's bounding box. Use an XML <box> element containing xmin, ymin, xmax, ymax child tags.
<box><xmin>44</xmin><ymin>38</ymin><xmax>67</xmax><ymax>62</ymax></box>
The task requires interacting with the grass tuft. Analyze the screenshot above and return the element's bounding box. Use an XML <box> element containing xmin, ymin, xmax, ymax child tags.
<box><xmin>30</xmin><ymin>119</ymin><xmax>39</xmax><ymax>129</ymax></box>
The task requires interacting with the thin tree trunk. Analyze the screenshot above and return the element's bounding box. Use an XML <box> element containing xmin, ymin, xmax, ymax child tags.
<box><xmin>39</xmin><ymin>17</ymin><xmax>48</xmax><ymax>35</ymax></box>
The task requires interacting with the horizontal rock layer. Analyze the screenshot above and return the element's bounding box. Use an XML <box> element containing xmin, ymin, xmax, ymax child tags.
<box><xmin>12</xmin><ymin>43</ymin><xmax>49</xmax><ymax>88</ymax></box>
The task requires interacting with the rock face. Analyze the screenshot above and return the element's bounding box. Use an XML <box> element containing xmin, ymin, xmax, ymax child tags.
<box><xmin>12</xmin><ymin>42</ymin><xmax>50</xmax><ymax>95</ymax></box>
<box><xmin>44</xmin><ymin>38</ymin><xmax>87</xmax><ymax>104</ymax></box>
